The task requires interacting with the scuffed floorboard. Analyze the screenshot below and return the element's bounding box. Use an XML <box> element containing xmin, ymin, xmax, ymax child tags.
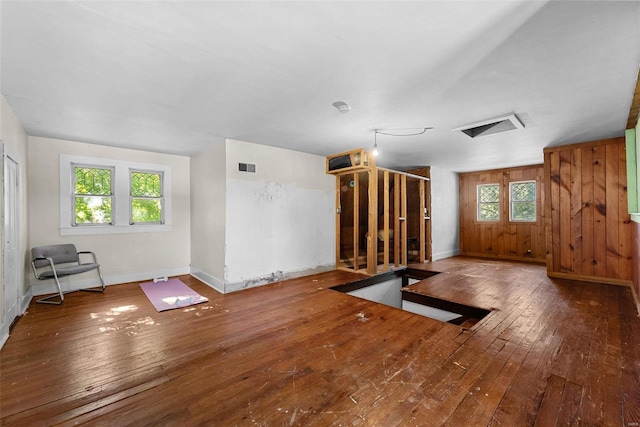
<box><xmin>1</xmin><ymin>257</ymin><xmax>639</xmax><ymax>425</ymax></box>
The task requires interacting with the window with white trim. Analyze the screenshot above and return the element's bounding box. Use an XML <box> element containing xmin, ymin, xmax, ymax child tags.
<box><xmin>509</xmin><ymin>180</ymin><xmax>536</xmax><ymax>222</ymax></box>
<box><xmin>130</xmin><ymin>169</ymin><xmax>164</xmax><ymax>224</ymax></box>
<box><xmin>73</xmin><ymin>164</ymin><xmax>114</xmax><ymax>226</ymax></box>
<box><xmin>60</xmin><ymin>155</ymin><xmax>172</xmax><ymax>235</ymax></box>
<box><xmin>477</xmin><ymin>184</ymin><xmax>500</xmax><ymax>221</ymax></box>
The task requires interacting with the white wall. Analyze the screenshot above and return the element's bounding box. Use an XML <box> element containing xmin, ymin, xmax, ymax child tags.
<box><xmin>190</xmin><ymin>138</ymin><xmax>226</xmax><ymax>292</ymax></box>
<box><xmin>1</xmin><ymin>95</ymin><xmax>30</xmax><ymax>347</ymax></box>
<box><xmin>224</xmin><ymin>139</ymin><xmax>335</xmax><ymax>290</ymax></box>
<box><xmin>28</xmin><ymin>136</ymin><xmax>191</xmax><ymax>292</ymax></box>
<box><xmin>430</xmin><ymin>166</ymin><xmax>460</xmax><ymax>260</ymax></box>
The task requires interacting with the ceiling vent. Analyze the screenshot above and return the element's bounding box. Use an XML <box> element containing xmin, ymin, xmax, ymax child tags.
<box><xmin>454</xmin><ymin>114</ymin><xmax>524</xmax><ymax>138</ymax></box>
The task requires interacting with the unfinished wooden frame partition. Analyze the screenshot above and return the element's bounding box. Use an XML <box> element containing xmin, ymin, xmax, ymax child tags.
<box><xmin>327</xmin><ymin>149</ymin><xmax>431</xmax><ymax>275</ymax></box>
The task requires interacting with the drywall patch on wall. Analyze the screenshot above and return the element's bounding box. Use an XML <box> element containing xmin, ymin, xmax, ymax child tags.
<box><xmin>225</xmin><ymin>178</ymin><xmax>334</xmax><ymax>284</ymax></box>
<box><xmin>257</xmin><ymin>181</ymin><xmax>291</xmax><ymax>203</ymax></box>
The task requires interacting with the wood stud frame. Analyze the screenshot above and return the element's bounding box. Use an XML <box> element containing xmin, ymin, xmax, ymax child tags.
<box><xmin>328</xmin><ymin>150</ymin><xmax>431</xmax><ymax>275</ymax></box>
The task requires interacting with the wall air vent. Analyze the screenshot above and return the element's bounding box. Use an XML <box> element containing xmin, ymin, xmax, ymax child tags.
<box><xmin>454</xmin><ymin>114</ymin><xmax>524</xmax><ymax>138</ymax></box>
<box><xmin>239</xmin><ymin>163</ymin><xmax>256</xmax><ymax>173</ymax></box>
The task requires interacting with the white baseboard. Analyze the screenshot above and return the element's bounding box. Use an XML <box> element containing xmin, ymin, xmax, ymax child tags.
<box><xmin>29</xmin><ymin>266</ymin><xmax>191</xmax><ymax>296</ymax></box>
<box><xmin>0</xmin><ymin>288</ymin><xmax>33</xmax><ymax>351</ymax></box>
<box><xmin>20</xmin><ymin>287</ymin><xmax>32</xmax><ymax>313</ymax></box>
<box><xmin>432</xmin><ymin>249</ymin><xmax>460</xmax><ymax>261</ymax></box>
<box><xmin>189</xmin><ymin>268</ymin><xmax>224</xmax><ymax>294</ymax></box>
<box><xmin>225</xmin><ymin>263</ymin><xmax>336</xmax><ymax>293</ymax></box>
<box><xmin>189</xmin><ymin>264</ymin><xmax>336</xmax><ymax>294</ymax></box>
<box><xmin>0</xmin><ymin>325</ymin><xmax>9</xmax><ymax>350</ymax></box>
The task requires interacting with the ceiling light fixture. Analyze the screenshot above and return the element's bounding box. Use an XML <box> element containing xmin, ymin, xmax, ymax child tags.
<box><xmin>373</xmin><ymin>127</ymin><xmax>432</xmax><ymax>157</ymax></box>
<box><xmin>332</xmin><ymin>101</ymin><xmax>351</xmax><ymax>113</ymax></box>
<box><xmin>373</xmin><ymin>131</ymin><xmax>379</xmax><ymax>157</ymax></box>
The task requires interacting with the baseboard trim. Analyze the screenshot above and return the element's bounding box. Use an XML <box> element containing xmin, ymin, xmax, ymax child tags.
<box><xmin>547</xmin><ymin>271</ymin><xmax>633</xmax><ymax>287</ymax></box>
<box><xmin>432</xmin><ymin>249</ymin><xmax>460</xmax><ymax>261</ymax></box>
<box><xmin>0</xmin><ymin>288</ymin><xmax>34</xmax><ymax>351</ymax></box>
<box><xmin>29</xmin><ymin>266</ymin><xmax>191</xmax><ymax>296</ymax></box>
<box><xmin>630</xmin><ymin>282</ymin><xmax>640</xmax><ymax>317</ymax></box>
<box><xmin>189</xmin><ymin>268</ymin><xmax>224</xmax><ymax>294</ymax></box>
<box><xmin>459</xmin><ymin>251</ymin><xmax>546</xmax><ymax>264</ymax></box>
<box><xmin>225</xmin><ymin>263</ymin><xmax>336</xmax><ymax>293</ymax></box>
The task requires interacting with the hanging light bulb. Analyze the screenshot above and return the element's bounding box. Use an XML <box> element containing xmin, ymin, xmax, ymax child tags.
<box><xmin>373</xmin><ymin>130</ymin><xmax>379</xmax><ymax>156</ymax></box>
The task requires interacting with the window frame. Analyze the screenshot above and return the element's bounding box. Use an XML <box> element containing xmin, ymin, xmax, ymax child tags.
<box><xmin>509</xmin><ymin>180</ymin><xmax>537</xmax><ymax>223</ymax></box>
<box><xmin>60</xmin><ymin>154</ymin><xmax>172</xmax><ymax>235</ymax></box>
<box><xmin>71</xmin><ymin>163</ymin><xmax>115</xmax><ymax>227</ymax></box>
<box><xmin>129</xmin><ymin>169</ymin><xmax>165</xmax><ymax>225</ymax></box>
<box><xmin>477</xmin><ymin>183</ymin><xmax>500</xmax><ymax>222</ymax></box>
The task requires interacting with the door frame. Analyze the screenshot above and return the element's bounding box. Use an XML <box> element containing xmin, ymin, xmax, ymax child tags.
<box><xmin>1</xmin><ymin>141</ymin><xmax>23</xmax><ymax>347</ymax></box>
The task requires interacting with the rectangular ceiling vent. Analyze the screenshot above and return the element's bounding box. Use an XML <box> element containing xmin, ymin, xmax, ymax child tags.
<box><xmin>454</xmin><ymin>114</ymin><xmax>524</xmax><ymax>138</ymax></box>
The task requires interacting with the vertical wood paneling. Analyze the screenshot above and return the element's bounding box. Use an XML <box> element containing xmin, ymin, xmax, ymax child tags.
<box><xmin>536</xmin><ymin>165</ymin><xmax>545</xmax><ymax>260</ymax></box>
<box><xmin>581</xmin><ymin>146</ymin><xmax>594</xmax><ymax>276</ymax></box>
<box><xmin>559</xmin><ymin>150</ymin><xmax>572</xmax><ymax>272</ymax></box>
<box><xmin>545</xmin><ymin>137</ymin><xmax>632</xmax><ymax>285</ymax></box>
<box><xmin>571</xmin><ymin>148</ymin><xmax>582</xmax><ymax>275</ymax></box>
<box><xmin>619</xmin><ymin>151</ymin><xmax>632</xmax><ymax>281</ymax></box>
<box><xmin>549</xmin><ymin>152</ymin><xmax>561</xmax><ymax>272</ymax></box>
<box><xmin>606</xmin><ymin>143</ymin><xmax>620</xmax><ymax>279</ymax></box>
<box><xmin>459</xmin><ymin>164</ymin><xmax>546</xmax><ymax>262</ymax></box>
<box><xmin>592</xmin><ymin>145</ymin><xmax>607</xmax><ymax>277</ymax></box>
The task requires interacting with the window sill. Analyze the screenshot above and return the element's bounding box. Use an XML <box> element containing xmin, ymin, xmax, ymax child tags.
<box><xmin>60</xmin><ymin>224</ymin><xmax>173</xmax><ymax>236</ymax></box>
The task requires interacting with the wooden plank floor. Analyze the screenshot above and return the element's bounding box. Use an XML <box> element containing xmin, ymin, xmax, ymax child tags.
<box><xmin>1</xmin><ymin>257</ymin><xmax>639</xmax><ymax>426</ymax></box>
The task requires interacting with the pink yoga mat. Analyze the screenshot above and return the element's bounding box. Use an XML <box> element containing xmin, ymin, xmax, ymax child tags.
<box><xmin>140</xmin><ymin>278</ymin><xmax>208</xmax><ymax>312</ymax></box>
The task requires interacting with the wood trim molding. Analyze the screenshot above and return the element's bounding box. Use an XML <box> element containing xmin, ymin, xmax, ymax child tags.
<box><xmin>543</xmin><ymin>136</ymin><xmax>624</xmax><ymax>154</ymax></box>
<box><xmin>547</xmin><ymin>271</ymin><xmax>632</xmax><ymax>288</ymax></box>
<box><xmin>627</xmin><ymin>66</ymin><xmax>640</xmax><ymax>130</ymax></box>
<box><xmin>458</xmin><ymin>163</ymin><xmax>544</xmax><ymax>177</ymax></box>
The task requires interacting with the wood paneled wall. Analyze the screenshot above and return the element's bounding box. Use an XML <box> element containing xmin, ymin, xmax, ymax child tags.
<box><xmin>544</xmin><ymin>137</ymin><xmax>633</xmax><ymax>285</ymax></box>
<box><xmin>459</xmin><ymin>165</ymin><xmax>546</xmax><ymax>262</ymax></box>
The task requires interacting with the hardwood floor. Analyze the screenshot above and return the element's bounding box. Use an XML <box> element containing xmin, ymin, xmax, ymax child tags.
<box><xmin>1</xmin><ymin>257</ymin><xmax>639</xmax><ymax>426</ymax></box>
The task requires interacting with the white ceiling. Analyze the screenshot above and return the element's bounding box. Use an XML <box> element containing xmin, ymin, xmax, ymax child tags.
<box><xmin>2</xmin><ymin>1</ymin><xmax>639</xmax><ymax>172</ymax></box>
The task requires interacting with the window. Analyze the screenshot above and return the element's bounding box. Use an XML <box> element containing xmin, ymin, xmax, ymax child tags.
<box><xmin>73</xmin><ymin>165</ymin><xmax>114</xmax><ymax>225</ymax></box>
<box><xmin>130</xmin><ymin>170</ymin><xmax>164</xmax><ymax>224</ymax></box>
<box><xmin>60</xmin><ymin>155</ymin><xmax>172</xmax><ymax>235</ymax></box>
<box><xmin>477</xmin><ymin>184</ymin><xmax>500</xmax><ymax>221</ymax></box>
<box><xmin>510</xmin><ymin>180</ymin><xmax>536</xmax><ymax>222</ymax></box>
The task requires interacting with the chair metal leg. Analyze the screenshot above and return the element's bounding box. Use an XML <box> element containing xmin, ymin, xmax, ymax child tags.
<box><xmin>80</xmin><ymin>266</ymin><xmax>106</xmax><ymax>293</ymax></box>
<box><xmin>36</xmin><ymin>275</ymin><xmax>67</xmax><ymax>305</ymax></box>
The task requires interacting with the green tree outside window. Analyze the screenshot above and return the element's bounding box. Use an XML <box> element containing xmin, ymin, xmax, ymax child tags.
<box><xmin>510</xmin><ymin>181</ymin><xmax>536</xmax><ymax>222</ymax></box>
<box><xmin>74</xmin><ymin>166</ymin><xmax>113</xmax><ymax>225</ymax></box>
<box><xmin>130</xmin><ymin>170</ymin><xmax>164</xmax><ymax>224</ymax></box>
<box><xmin>478</xmin><ymin>184</ymin><xmax>500</xmax><ymax>221</ymax></box>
